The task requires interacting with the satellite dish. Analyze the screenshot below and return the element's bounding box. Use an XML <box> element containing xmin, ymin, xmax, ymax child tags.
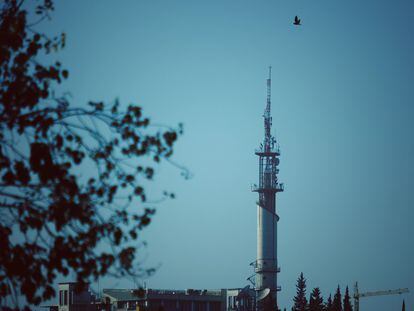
<box><xmin>257</xmin><ymin>288</ymin><xmax>270</xmax><ymax>301</ymax></box>
<box><xmin>275</xmin><ymin>158</ymin><xmax>280</xmax><ymax>166</ymax></box>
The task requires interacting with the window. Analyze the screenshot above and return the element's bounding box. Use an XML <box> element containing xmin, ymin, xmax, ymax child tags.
<box><xmin>64</xmin><ymin>290</ymin><xmax>68</xmax><ymax>305</ymax></box>
<box><xmin>59</xmin><ymin>290</ymin><xmax>62</xmax><ymax>306</ymax></box>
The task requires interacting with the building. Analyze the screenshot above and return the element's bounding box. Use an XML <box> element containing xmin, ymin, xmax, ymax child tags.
<box><xmin>103</xmin><ymin>288</ymin><xmax>223</xmax><ymax>311</ymax></box>
<box><xmin>102</xmin><ymin>287</ymin><xmax>254</xmax><ymax>311</ymax></box>
<box><xmin>55</xmin><ymin>282</ymin><xmax>97</xmax><ymax>311</ymax></box>
<box><xmin>45</xmin><ymin>283</ymin><xmax>254</xmax><ymax>311</ymax></box>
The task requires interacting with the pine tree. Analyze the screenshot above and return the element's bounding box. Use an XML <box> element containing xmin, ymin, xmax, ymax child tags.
<box><xmin>325</xmin><ymin>295</ymin><xmax>333</xmax><ymax>311</ymax></box>
<box><xmin>309</xmin><ymin>287</ymin><xmax>324</xmax><ymax>311</ymax></box>
<box><xmin>292</xmin><ymin>272</ymin><xmax>308</xmax><ymax>311</ymax></box>
<box><xmin>309</xmin><ymin>293</ymin><xmax>314</xmax><ymax>310</ymax></box>
<box><xmin>332</xmin><ymin>286</ymin><xmax>342</xmax><ymax>311</ymax></box>
<box><xmin>343</xmin><ymin>286</ymin><xmax>352</xmax><ymax>311</ymax></box>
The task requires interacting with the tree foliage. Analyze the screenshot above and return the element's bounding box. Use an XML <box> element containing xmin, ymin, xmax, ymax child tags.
<box><xmin>342</xmin><ymin>286</ymin><xmax>352</xmax><ymax>311</ymax></box>
<box><xmin>325</xmin><ymin>294</ymin><xmax>333</xmax><ymax>311</ymax></box>
<box><xmin>309</xmin><ymin>287</ymin><xmax>324</xmax><ymax>311</ymax></box>
<box><xmin>332</xmin><ymin>286</ymin><xmax>342</xmax><ymax>311</ymax></box>
<box><xmin>292</xmin><ymin>272</ymin><xmax>308</xmax><ymax>311</ymax></box>
<box><xmin>0</xmin><ymin>0</ymin><xmax>186</xmax><ymax>308</ymax></box>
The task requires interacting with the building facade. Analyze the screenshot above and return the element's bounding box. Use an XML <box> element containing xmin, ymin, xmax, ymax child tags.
<box><xmin>56</xmin><ymin>282</ymin><xmax>96</xmax><ymax>311</ymax></box>
<box><xmin>46</xmin><ymin>283</ymin><xmax>255</xmax><ymax>311</ymax></box>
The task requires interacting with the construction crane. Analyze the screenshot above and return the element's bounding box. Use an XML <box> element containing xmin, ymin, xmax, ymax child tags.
<box><xmin>353</xmin><ymin>282</ymin><xmax>409</xmax><ymax>311</ymax></box>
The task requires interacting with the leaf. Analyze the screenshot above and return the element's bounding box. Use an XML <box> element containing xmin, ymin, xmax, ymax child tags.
<box><xmin>61</xmin><ymin>69</ymin><xmax>68</xmax><ymax>79</ymax></box>
<box><xmin>14</xmin><ymin>161</ymin><xmax>30</xmax><ymax>184</ymax></box>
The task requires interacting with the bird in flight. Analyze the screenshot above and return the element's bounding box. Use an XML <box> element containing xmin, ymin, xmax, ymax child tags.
<box><xmin>293</xmin><ymin>16</ymin><xmax>301</xmax><ymax>26</ymax></box>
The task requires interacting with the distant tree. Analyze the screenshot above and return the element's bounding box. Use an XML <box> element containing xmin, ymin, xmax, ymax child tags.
<box><xmin>342</xmin><ymin>286</ymin><xmax>352</xmax><ymax>311</ymax></box>
<box><xmin>332</xmin><ymin>286</ymin><xmax>342</xmax><ymax>311</ymax></box>
<box><xmin>325</xmin><ymin>294</ymin><xmax>333</xmax><ymax>311</ymax></box>
<box><xmin>402</xmin><ymin>299</ymin><xmax>405</xmax><ymax>311</ymax></box>
<box><xmin>0</xmin><ymin>0</ymin><xmax>187</xmax><ymax>309</ymax></box>
<box><xmin>309</xmin><ymin>287</ymin><xmax>324</xmax><ymax>311</ymax></box>
<box><xmin>292</xmin><ymin>272</ymin><xmax>308</xmax><ymax>311</ymax></box>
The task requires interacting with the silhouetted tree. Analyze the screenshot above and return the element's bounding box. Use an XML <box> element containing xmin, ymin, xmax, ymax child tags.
<box><xmin>342</xmin><ymin>286</ymin><xmax>352</xmax><ymax>311</ymax></box>
<box><xmin>309</xmin><ymin>287</ymin><xmax>324</xmax><ymax>311</ymax></box>
<box><xmin>402</xmin><ymin>299</ymin><xmax>405</xmax><ymax>311</ymax></box>
<box><xmin>292</xmin><ymin>272</ymin><xmax>308</xmax><ymax>311</ymax></box>
<box><xmin>0</xmin><ymin>0</ymin><xmax>187</xmax><ymax>309</ymax></box>
<box><xmin>325</xmin><ymin>294</ymin><xmax>333</xmax><ymax>311</ymax></box>
<box><xmin>332</xmin><ymin>286</ymin><xmax>342</xmax><ymax>311</ymax></box>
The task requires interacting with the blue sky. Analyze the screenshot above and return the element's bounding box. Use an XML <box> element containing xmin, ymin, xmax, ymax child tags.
<box><xmin>35</xmin><ymin>0</ymin><xmax>414</xmax><ymax>309</ymax></box>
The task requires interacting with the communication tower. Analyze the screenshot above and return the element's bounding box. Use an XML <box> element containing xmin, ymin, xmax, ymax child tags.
<box><xmin>251</xmin><ymin>67</ymin><xmax>284</xmax><ymax>311</ymax></box>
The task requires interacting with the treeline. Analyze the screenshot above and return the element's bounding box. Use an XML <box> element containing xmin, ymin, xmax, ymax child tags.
<box><xmin>289</xmin><ymin>273</ymin><xmax>353</xmax><ymax>311</ymax></box>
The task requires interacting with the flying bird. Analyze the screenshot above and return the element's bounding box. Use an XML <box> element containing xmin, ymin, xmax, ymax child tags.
<box><xmin>293</xmin><ymin>16</ymin><xmax>301</xmax><ymax>26</ymax></box>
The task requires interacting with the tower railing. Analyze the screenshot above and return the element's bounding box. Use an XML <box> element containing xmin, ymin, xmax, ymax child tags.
<box><xmin>251</xmin><ymin>260</ymin><xmax>281</xmax><ymax>273</ymax></box>
<box><xmin>254</xmin><ymin>145</ymin><xmax>280</xmax><ymax>155</ymax></box>
<box><xmin>251</xmin><ymin>183</ymin><xmax>284</xmax><ymax>192</ymax></box>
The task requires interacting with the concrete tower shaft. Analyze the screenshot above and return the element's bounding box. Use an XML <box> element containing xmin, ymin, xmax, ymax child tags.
<box><xmin>252</xmin><ymin>67</ymin><xmax>284</xmax><ymax>311</ymax></box>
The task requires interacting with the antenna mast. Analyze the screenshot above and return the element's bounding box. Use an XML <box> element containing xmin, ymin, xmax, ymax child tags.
<box><xmin>264</xmin><ymin>66</ymin><xmax>273</xmax><ymax>152</ymax></box>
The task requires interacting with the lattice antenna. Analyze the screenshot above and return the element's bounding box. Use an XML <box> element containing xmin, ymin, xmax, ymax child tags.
<box><xmin>264</xmin><ymin>66</ymin><xmax>273</xmax><ymax>152</ymax></box>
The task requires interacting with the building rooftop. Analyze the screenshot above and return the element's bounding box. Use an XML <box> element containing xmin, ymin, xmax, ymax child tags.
<box><xmin>103</xmin><ymin>288</ymin><xmax>224</xmax><ymax>302</ymax></box>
